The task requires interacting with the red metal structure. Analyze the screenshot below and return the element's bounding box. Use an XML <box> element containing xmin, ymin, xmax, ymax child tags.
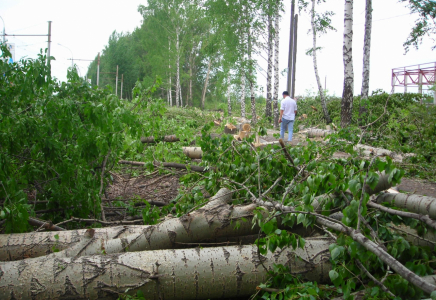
<box><xmin>391</xmin><ymin>62</ymin><xmax>436</xmax><ymax>103</ymax></box>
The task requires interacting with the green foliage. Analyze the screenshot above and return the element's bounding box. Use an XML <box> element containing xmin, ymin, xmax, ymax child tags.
<box><xmin>399</xmin><ymin>0</ymin><xmax>436</xmax><ymax>51</ymax></box>
<box><xmin>295</xmin><ymin>91</ymin><xmax>436</xmax><ymax>179</ymax></box>
<box><xmin>0</xmin><ymin>44</ymin><xmax>157</xmax><ymax>232</ymax></box>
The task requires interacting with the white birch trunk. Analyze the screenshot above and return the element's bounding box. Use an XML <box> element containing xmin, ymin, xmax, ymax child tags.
<box><xmin>176</xmin><ymin>28</ymin><xmax>180</xmax><ymax>107</ymax></box>
<box><xmin>241</xmin><ymin>74</ymin><xmax>246</xmax><ymax>118</ymax></box>
<box><xmin>376</xmin><ymin>193</ymin><xmax>436</xmax><ymax>219</ymax></box>
<box><xmin>201</xmin><ymin>58</ymin><xmax>212</xmax><ymax>110</ymax></box>
<box><xmin>0</xmin><ymin>238</ymin><xmax>332</xmax><ymax>300</ymax></box>
<box><xmin>361</xmin><ymin>0</ymin><xmax>372</xmax><ymax>99</ymax></box>
<box><xmin>0</xmin><ymin>226</ymin><xmax>145</xmax><ymax>262</ymax></box>
<box><xmin>341</xmin><ymin>0</ymin><xmax>354</xmax><ymax>127</ymax></box>
<box><xmin>266</xmin><ymin>11</ymin><xmax>273</xmax><ymax>120</ymax></box>
<box><xmin>227</xmin><ymin>76</ymin><xmax>232</xmax><ymax>116</ymax></box>
<box><xmin>248</xmin><ymin>29</ymin><xmax>256</xmax><ymax>124</ymax></box>
<box><xmin>168</xmin><ymin>38</ymin><xmax>172</xmax><ymax>106</ymax></box>
<box><xmin>311</xmin><ymin>0</ymin><xmax>332</xmax><ymax>124</ymax></box>
<box><xmin>273</xmin><ymin>4</ymin><xmax>280</xmax><ymax>128</ymax></box>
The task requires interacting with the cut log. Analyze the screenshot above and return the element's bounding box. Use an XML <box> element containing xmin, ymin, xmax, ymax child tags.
<box><xmin>224</xmin><ymin>123</ymin><xmax>237</xmax><ymax>134</ymax></box>
<box><xmin>241</xmin><ymin>123</ymin><xmax>251</xmax><ymax>132</ymax></box>
<box><xmin>376</xmin><ymin>193</ymin><xmax>436</xmax><ymax>219</ymax></box>
<box><xmin>213</xmin><ymin>120</ymin><xmax>221</xmax><ymax>126</ymax></box>
<box><xmin>306</xmin><ymin>129</ymin><xmax>333</xmax><ymax>138</ymax></box>
<box><xmin>141</xmin><ymin>135</ymin><xmax>180</xmax><ymax>143</ymax></box>
<box><xmin>0</xmin><ymin>238</ymin><xmax>333</xmax><ymax>300</ymax></box>
<box><xmin>182</xmin><ymin>147</ymin><xmax>203</xmax><ymax>159</ymax></box>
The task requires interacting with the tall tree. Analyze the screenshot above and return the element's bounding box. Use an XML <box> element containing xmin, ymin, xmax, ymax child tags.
<box><xmin>308</xmin><ymin>0</ymin><xmax>334</xmax><ymax>124</ymax></box>
<box><xmin>341</xmin><ymin>0</ymin><xmax>354</xmax><ymax>128</ymax></box>
<box><xmin>360</xmin><ymin>0</ymin><xmax>372</xmax><ymax>100</ymax></box>
<box><xmin>273</xmin><ymin>0</ymin><xmax>281</xmax><ymax>128</ymax></box>
<box><xmin>265</xmin><ymin>0</ymin><xmax>274</xmax><ymax>121</ymax></box>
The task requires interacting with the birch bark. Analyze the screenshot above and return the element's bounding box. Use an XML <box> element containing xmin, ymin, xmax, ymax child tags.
<box><xmin>266</xmin><ymin>10</ymin><xmax>273</xmax><ymax>120</ymax></box>
<box><xmin>201</xmin><ymin>58</ymin><xmax>212</xmax><ymax>110</ymax></box>
<box><xmin>0</xmin><ymin>239</ymin><xmax>332</xmax><ymax>300</ymax></box>
<box><xmin>273</xmin><ymin>4</ymin><xmax>280</xmax><ymax>128</ymax></box>
<box><xmin>175</xmin><ymin>28</ymin><xmax>180</xmax><ymax>107</ymax></box>
<box><xmin>310</xmin><ymin>0</ymin><xmax>332</xmax><ymax>124</ymax></box>
<box><xmin>227</xmin><ymin>76</ymin><xmax>232</xmax><ymax>116</ymax></box>
<box><xmin>341</xmin><ymin>0</ymin><xmax>354</xmax><ymax>128</ymax></box>
<box><xmin>241</xmin><ymin>74</ymin><xmax>246</xmax><ymax>118</ymax></box>
<box><xmin>248</xmin><ymin>29</ymin><xmax>257</xmax><ymax>124</ymax></box>
<box><xmin>361</xmin><ymin>0</ymin><xmax>372</xmax><ymax>100</ymax></box>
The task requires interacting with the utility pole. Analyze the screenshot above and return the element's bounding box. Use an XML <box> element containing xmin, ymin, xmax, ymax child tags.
<box><xmin>47</xmin><ymin>21</ymin><xmax>52</xmax><ymax>70</ymax></box>
<box><xmin>115</xmin><ymin>65</ymin><xmax>118</xmax><ymax>97</ymax></box>
<box><xmin>97</xmin><ymin>52</ymin><xmax>100</xmax><ymax>87</ymax></box>
<box><xmin>287</xmin><ymin>0</ymin><xmax>295</xmax><ymax>93</ymax></box>
<box><xmin>121</xmin><ymin>74</ymin><xmax>124</xmax><ymax>100</ymax></box>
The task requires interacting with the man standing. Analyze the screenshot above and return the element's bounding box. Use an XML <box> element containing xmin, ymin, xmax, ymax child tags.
<box><xmin>279</xmin><ymin>91</ymin><xmax>297</xmax><ymax>142</ymax></box>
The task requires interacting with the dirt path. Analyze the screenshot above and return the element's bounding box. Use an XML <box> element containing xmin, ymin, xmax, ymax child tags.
<box><xmin>397</xmin><ymin>178</ymin><xmax>436</xmax><ymax>198</ymax></box>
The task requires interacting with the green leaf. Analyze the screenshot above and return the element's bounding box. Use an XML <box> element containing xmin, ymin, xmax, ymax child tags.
<box><xmin>262</xmin><ymin>222</ymin><xmax>274</xmax><ymax>235</ymax></box>
<box><xmin>329</xmin><ymin>270</ymin><xmax>339</xmax><ymax>281</ymax></box>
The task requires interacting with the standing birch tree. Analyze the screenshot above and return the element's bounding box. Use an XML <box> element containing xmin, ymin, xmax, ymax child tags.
<box><xmin>307</xmin><ymin>0</ymin><xmax>334</xmax><ymax>124</ymax></box>
<box><xmin>341</xmin><ymin>0</ymin><xmax>354</xmax><ymax>128</ymax></box>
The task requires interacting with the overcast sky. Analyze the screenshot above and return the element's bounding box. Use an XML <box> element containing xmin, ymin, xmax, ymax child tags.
<box><xmin>1</xmin><ymin>0</ymin><xmax>435</xmax><ymax>97</ymax></box>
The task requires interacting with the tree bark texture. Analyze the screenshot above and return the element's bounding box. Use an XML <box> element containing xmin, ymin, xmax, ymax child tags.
<box><xmin>0</xmin><ymin>226</ymin><xmax>146</xmax><ymax>262</ymax></box>
<box><xmin>266</xmin><ymin>11</ymin><xmax>273</xmax><ymax>120</ymax></box>
<box><xmin>201</xmin><ymin>58</ymin><xmax>212</xmax><ymax>110</ymax></box>
<box><xmin>248</xmin><ymin>29</ymin><xmax>257</xmax><ymax>125</ymax></box>
<box><xmin>360</xmin><ymin>0</ymin><xmax>372</xmax><ymax>100</ymax></box>
<box><xmin>182</xmin><ymin>147</ymin><xmax>202</xmax><ymax>159</ymax></box>
<box><xmin>376</xmin><ymin>193</ymin><xmax>436</xmax><ymax>219</ymax></box>
<box><xmin>273</xmin><ymin>4</ymin><xmax>280</xmax><ymax>128</ymax></box>
<box><xmin>287</xmin><ymin>0</ymin><xmax>295</xmax><ymax>93</ymax></box>
<box><xmin>240</xmin><ymin>74</ymin><xmax>246</xmax><ymax>118</ymax></box>
<box><xmin>0</xmin><ymin>238</ymin><xmax>333</xmax><ymax>300</ymax></box>
<box><xmin>310</xmin><ymin>0</ymin><xmax>332</xmax><ymax>124</ymax></box>
<box><xmin>176</xmin><ymin>28</ymin><xmax>180</xmax><ymax>107</ymax></box>
<box><xmin>227</xmin><ymin>76</ymin><xmax>232</xmax><ymax>116</ymax></box>
<box><xmin>341</xmin><ymin>0</ymin><xmax>354</xmax><ymax>128</ymax></box>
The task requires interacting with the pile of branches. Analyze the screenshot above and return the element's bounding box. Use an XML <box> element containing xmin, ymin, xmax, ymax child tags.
<box><xmin>1</xmin><ymin>126</ymin><xmax>436</xmax><ymax>300</ymax></box>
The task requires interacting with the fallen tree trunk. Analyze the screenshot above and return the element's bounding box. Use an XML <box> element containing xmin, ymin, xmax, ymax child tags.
<box><xmin>0</xmin><ymin>225</ymin><xmax>146</xmax><ymax>261</ymax></box>
<box><xmin>141</xmin><ymin>135</ymin><xmax>180</xmax><ymax>143</ymax></box>
<box><xmin>376</xmin><ymin>193</ymin><xmax>436</xmax><ymax>219</ymax></box>
<box><xmin>0</xmin><ymin>238</ymin><xmax>333</xmax><ymax>300</ymax></box>
<box><xmin>119</xmin><ymin>160</ymin><xmax>206</xmax><ymax>172</ymax></box>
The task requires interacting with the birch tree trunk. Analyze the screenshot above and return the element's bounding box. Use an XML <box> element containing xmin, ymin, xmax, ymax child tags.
<box><xmin>176</xmin><ymin>28</ymin><xmax>180</xmax><ymax>107</ymax></box>
<box><xmin>341</xmin><ymin>0</ymin><xmax>354</xmax><ymax>128</ymax></box>
<box><xmin>273</xmin><ymin>4</ymin><xmax>280</xmax><ymax>128</ymax></box>
<box><xmin>361</xmin><ymin>0</ymin><xmax>372</xmax><ymax>100</ymax></box>
<box><xmin>376</xmin><ymin>193</ymin><xmax>436</xmax><ymax>219</ymax></box>
<box><xmin>248</xmin><ymin>29</ymin><xmax>257</xmax><ymax>124</ymax></box>
<box><xmin>359</xmin><ymin>0</ymin><xmax>372</xmax><ymax>123</ymax></box>
<box><xmin>168</xmin><ymin>38</ymin><xmax>172</xmax><ymax>106</ymax></box>
<box><xmin>201</xmin><ymin>58</ymin><xmax>212</xmax><ymax>110</ymax></box>
<box><xmin>0</xmin><ymin>238</ymin><xmax>332</xmax><ymax>300</ymax></box>
<box><xmin>227</xmin><ymin>76</ymin><xmax>232</xmax><ymax>115</ymax></box>
<box><xmin>241</xmin><ymin>74</ymin><xmax>246</xmax><ymax>118</ymax></box>
<box><xmin>266</xmin><ymin>10</ymin><xmax>273</xmax><ymax>120</ymax></box>
<box><xmin>310</xmin><ymin>0</ymin><xmax>332</xmax><ymax>124</ymax></box>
